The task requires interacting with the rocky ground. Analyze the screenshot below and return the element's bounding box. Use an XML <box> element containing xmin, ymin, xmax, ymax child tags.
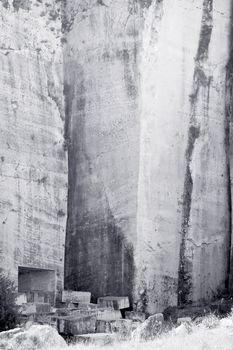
<box><xmin>2</xmin><ymin>291</ymin><xmax>233</xmax><ymax>348</ymax></box>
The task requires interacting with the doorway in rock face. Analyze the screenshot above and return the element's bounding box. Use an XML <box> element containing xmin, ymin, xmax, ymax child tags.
<box><xmin>18</xmin><ymin>267</ymin><xmax>56</xmax><ymax>305</ymax></box>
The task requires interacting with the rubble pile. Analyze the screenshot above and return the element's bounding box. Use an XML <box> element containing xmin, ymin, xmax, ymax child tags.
<box><xmin>16</xmin><ymin>291</ymin><xmax>150</xmax><ymax>345</ymax></box>
<box><xmin>11</xmin><ymin>291</ymin><xmax>233</xmax><ymax>346</ymax></box>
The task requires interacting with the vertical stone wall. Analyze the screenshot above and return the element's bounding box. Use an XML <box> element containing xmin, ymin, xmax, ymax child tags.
<box><xmin>0</xmin><ymin>0</ymin><xmax>232</xmax><ymax>313</ymax></box>
<box><xmin>64</xmin><ymin>0</ymin><xmax>233</xmax><ymax>313</ymax></box>
<box><xmin>136</xmin><ymin>0</ymin><xmax>232</xmax><ymax>313</ymax></box>
<box><xmin>0</xmin><ymin>0</ymin><xmax>67</xmax><ymax>296</ymax></box>
<box><xmin>63</xmin><ymin>0</ymin><xmax>141</xmax><ymax>302</ymax></box>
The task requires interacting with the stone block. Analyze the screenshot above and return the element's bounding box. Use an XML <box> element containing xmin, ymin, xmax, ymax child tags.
<box><xmin>125</xmin><ymin>311</ymin><xmax>146</xmax><ymax>322</ymax></box>
<box><xmin>30</xmin><ymin>292</ymin><xmax>45</xmax><ymax>303</ymax></box>
<box><xmin>16</xmin><ymin>293</ymin><xmax>27</xmax><ymax>305</ymax></box>
<box><xmin>62</xmin><ymin>291</ymin><xmax>91</xmax><ymax>304</ymax></box>
<box><xmin>74</xmin><ymin>333</ymin><xmax>115</xmax><ymax>345</ymax></box>
<box><xmin>26</xmin><ymin>291</ymin><xmax>54</xmax><ymax>305</ymax></box>
<box><xmin>57</xmin><ymin>314</ymin><xmax>96</xmax><ymax>335</ymax></box>
<box><xmin>96</xmin><ymin>320</ymin><xmax>112</xmax><ymax>333</ymax></box>
<box><xmin>35</xmin><ymin>314</ymin><xmax>57</xmax><ymax>327</ymax></box>
<box><xmin>96</xmin><ymin>309</ymin><xmax>122</xmax><ymax>321</ymax></box>
<box><xmin>96</xmin><ymin>318</ymin><xmax>133</xmax><ymax>336</ymax></box>
<box><xmin>97</xmin><ymin>296</ymin><xmax>129</xmax><ymax>310</ymax></box>
<box><xmin>77</xmin><ymin>303</ymin><xmax>98</xmax><ymax>310</ymax></box>
<box><xmin>36</xmin><ymin>303</ymin><xmax>52</xmax><ymax>314</ymax></box>
<box><xmin>20</xmin><ymin>303</ymin><xmax>51</xmax><ymax>315</ymax></box>
<box><xmin>56</xmin><ymin>307</ymin><xmax>80</xmax><ymax>317</ymax></box>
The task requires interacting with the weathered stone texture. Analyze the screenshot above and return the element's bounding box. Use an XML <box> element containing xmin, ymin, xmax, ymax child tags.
<box><xmin>136</xmin><ymin>0</ymin><xmax>232</xmax><ymax>313</ymax></box>
<box><xmin>64</xmin><ymin>0</ymin><xmax>232</xmax><ymax>313</ymax></box>
<box><xmin>0</xmin><ymin>0</ymin><xmax>67</xmax><ymax>295</ymax></box>
<box><xmin>1</xmin><ymin>0</ymin><xmax>232</xmax><ymax>314</ymax></box>
<box><xmin>64</xmin><ymin>0</ymin><xmax>140</xmax><ymax>301</ymax></box>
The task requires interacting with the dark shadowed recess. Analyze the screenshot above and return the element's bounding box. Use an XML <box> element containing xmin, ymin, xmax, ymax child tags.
<box><xmin>63</xmin><ymin>60</ymin><xmax>135</xmax><ymax>305</ymax></box>
<box><xmin>65</xmin><ymin>210</ymin><xmax>135</xmax><ymax>304</ymax></box>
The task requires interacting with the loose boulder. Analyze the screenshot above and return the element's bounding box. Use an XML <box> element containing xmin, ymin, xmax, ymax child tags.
<box><xmin>0</xmin><ymin>325</ymin><xmax>68</xmax><ymax>350</ymax></box>
<box><xmin>132</xmin><ymin>313</ymin><xmax>164</xmax><ymax>341</ymax></box>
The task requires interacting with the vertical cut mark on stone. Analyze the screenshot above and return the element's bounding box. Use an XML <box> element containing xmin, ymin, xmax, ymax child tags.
<box><xmin>178</xmin><ymin>0</ymin><xmax>213</xmax><ymax>306</ymax></box>
<box><xmin>225</xmin><ymin>1</ymin><xmax>233</xmax><ymax>293</ymax></box>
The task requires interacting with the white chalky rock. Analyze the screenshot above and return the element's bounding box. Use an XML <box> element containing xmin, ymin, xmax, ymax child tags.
<box><xmin>0</xmin><ymin>325</ymin><xmax>68</xmax><ymax>350</ymax></box>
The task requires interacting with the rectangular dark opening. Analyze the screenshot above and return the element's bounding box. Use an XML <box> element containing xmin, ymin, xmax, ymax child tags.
<box><xmin>18</xmin><ymin>266</ymin><xmax>56</xmax><ymax>305</ymax></box>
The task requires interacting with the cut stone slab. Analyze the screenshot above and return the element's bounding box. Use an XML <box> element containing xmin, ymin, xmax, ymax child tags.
<box><xmin>96</xmin><ymin>309</ymin><xmax>122</xmax><ymax>321</ymax></box>
<box><xmin>125</xmin><ymin>311</ymin><xmax>146</xmax><ymax>322</ymax></box>
<box><xmin>35</xmin><ymin>314</ymin><xmax>57</xmax><ymax>327</ymax></box>
<box><xmin>62</xmin><ymin>291</ymin><xmax>91</xmax><ymax>304</ymax></box>
<box><xmin>20</xmin><ymin>302</ymin><xmax>51</xmax><ymax>315</ymax></box>
<box><xmin>96</xmin><ymin>320</ymin><xmax>112</xmax><ymax>333</ymax></box>
<box><xmin>75</xmin><ymin>333</ymin><xmax>115</xmax><ymax>345</ymax></box>
<box><xmin>26</xmin><ymin>291</ymin><xmax>55</xmax><ymax>305</ymax></box>
<box><xmin>56</xmin><ymin>307</ymin><xmax>80</xmax><ymax>317</ymax></box>
<box><xmin>57</xmin><ymin>314</ymin><xmax>97</xmax><ymax>335</ymax></box>
<box><xmin>97</xmin><ymin>296</ymin><xmax>129</xmax><ymax>310</ymax></box>
<box><xmin>77</xmin><ymin>303</ymin><xmax>98</xmax><ymax>310</ymax></box>
<box><xmin>16</xmin><ymin>293</ymin><xmax>27</xmax><ymax>305</ymax></box>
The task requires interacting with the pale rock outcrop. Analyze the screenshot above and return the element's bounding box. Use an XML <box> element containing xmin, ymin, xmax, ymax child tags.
<box><xmin>0</xmin><ymin>325</ymin><xmax>68</xmax><ymax>350</ymax></box>
<box><xmin>0</xmin><ymin>0</ymin><xmax>67</xmax><ymax>295</ymax></box>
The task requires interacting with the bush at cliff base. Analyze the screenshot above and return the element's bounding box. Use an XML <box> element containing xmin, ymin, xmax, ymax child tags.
<box><xmin>0</xmin><ymin>325</ymin><xmax>68</xmax><ymax>350</ymax></box>
<box><xmin>0</xmin><ymin>270</ymin><xmax>19</xmax><ymax>331</ymax></box>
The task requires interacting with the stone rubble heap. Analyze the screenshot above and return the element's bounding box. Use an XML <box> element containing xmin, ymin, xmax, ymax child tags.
<box><xmin>16</xmin><ymin>290</ymin><xmax>148</xmax><ymax>345</ymax></box>
<box><xmin>11</xmin><ymin>291</ymin><xmax>233</xmax><ymax>346</ymax></box>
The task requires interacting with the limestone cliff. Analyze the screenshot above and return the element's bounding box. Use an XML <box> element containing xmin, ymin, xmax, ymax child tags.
<box><xmin>64</xmin><ymin>0</ymin><xmax>233</xmax><ymax>313</ymax></box>
<box><xmin>0</xmin><ymin>0</ymin><xmax>67</xmax><ymax>296</ymax></box>
<box><xmin>0</xmin><ymin>0</ymin><xmax>232</xmax><ymax>313</ymax></box>
<box><xmin>137</xmin><ymin>0</ymin><xmax>232</xmax><ymax>313</ymax></box>
<box><xmin>63</xmin><ymin>0</ymin><xmax>140</xmax><ymax>303</ymax></box>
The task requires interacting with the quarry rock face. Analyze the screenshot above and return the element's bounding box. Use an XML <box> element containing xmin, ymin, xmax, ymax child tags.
<box><xmin>1</xmin><ymin>0</ymin><xmax>233</xmax><ymax>315</ymax></box>
<box><xmin>64</xmin><ymin>0</ymin><xmax>233</xmax><ymax>313</ymax></box>
<box><xmin>136</xmin><ymin>0</ymin><xmax>232</xmax><ymax>312</ymax></box>
<box><xmin>0</xmin><ymin>0</ymin><xmax>67</xmax><ymax>297</ymax></box>
<box><xmin>63</xmin><ymin>0</ymin><xmax>140</xmax><ymax>302</ymax></box>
